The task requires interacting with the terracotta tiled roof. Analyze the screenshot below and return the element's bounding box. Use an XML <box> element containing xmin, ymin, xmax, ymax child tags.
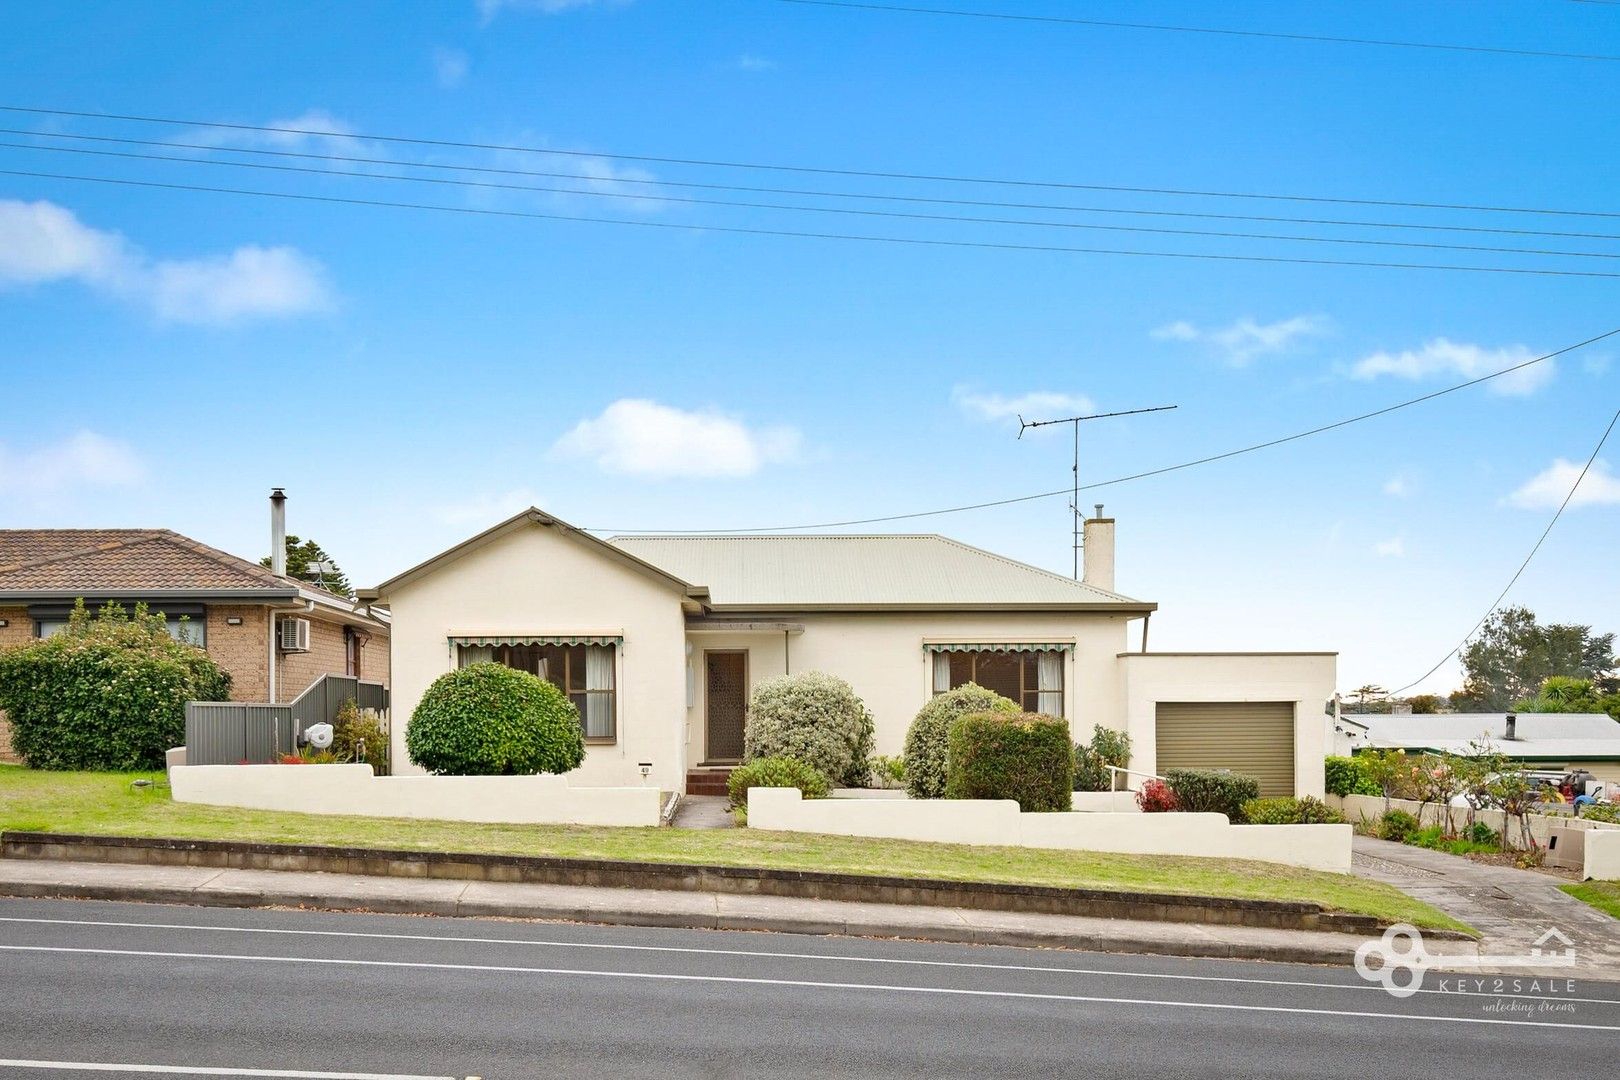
<box><xmin>0</xmin><ymin>530</ymin><xmax>295</xmax><ymax>594</ymax></box>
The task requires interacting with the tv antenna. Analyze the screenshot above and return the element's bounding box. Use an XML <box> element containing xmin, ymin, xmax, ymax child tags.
<box><xmin>1017</xmin><ymin>404</ymin><xmax>1178</xmax><ymax>578</ymax></box>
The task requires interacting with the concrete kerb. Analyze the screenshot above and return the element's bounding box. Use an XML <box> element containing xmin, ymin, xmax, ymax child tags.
<box><xmin>0</xmin><ymin>830</ymin><xmax>1466</xmax><ymax>939</ymax></box>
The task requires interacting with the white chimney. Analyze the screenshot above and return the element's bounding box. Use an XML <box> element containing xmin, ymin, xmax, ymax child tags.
<box><xmin>270</xmin><ymin>488</ymin><xmax>287</xmax><ymax>577</ymax></box>
<box><xmin>1082</xmin><ymin>507</ymin><xmax>1115</xmax><ymax>592</ymax></box>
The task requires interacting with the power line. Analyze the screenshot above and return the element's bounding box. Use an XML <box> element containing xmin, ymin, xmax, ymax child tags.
<box><xmin>11</xmin><ymin>166</ymin><xmax>1620</xmax><ymax>279</ymax></box>
<box><xmin>589</xmin><ymin>327</ymin><xmax>1620</xmax><ymax>533</ymax></box>
<box><xmin>8</xmin><ymin>140</ymin><xmax>1616</xmax><ymax>263</ymax></box>
<box><xmin>1389</xmin><ymin>404</ymin><xmax>1620</xmax><ymax>695</ymax></box>
<box><xmin>5</xmin><ymin>104</ymin><xmax>1619</xmax><ymax>221</ymax></box>
<box><xmin>12</xmin><ymin>127</ymin><xmax>1619</xmax><ymax>243</ymax></box>
<box><xmin>772</xmin><ymin>0</ymin><xmax>1620</xmax><ymax>62</ymax></box>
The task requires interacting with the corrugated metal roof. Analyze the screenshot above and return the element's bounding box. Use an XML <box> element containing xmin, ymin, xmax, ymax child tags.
<box><xmin>1361</xmin><ymin>713</ymin><xmax>1620</xmax><ymax>758</ymax></box>
<box><xmin>607</xmin><ymin>534</ymin><xmax>1149</xmax><ymax>610</ymax></box>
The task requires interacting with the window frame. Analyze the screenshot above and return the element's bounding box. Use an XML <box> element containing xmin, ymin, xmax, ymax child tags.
<box><xmin>932</xmin><ymin>648</ymin><xmax>1064</xmax><ymax>716</ymax></box>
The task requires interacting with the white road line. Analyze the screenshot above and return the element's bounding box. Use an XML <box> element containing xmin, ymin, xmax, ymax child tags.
<box><xmin>2</xmin><ymin>943</ymin><xmax>1614</xmax><ymax>1032</ymax></box>
<box><xmin>2</xmin><ymin>914</ymin><xmax>1611</xmax><ymax>1007</ymax></box>
<box><xmin>0</xmin><ymin>1059</ymin><xmax>458</xmax><ymax>1079</ymax></box>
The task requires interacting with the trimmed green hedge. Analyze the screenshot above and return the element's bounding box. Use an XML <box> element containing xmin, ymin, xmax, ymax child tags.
<box><xmin>743</xmin><ymin>671</ymin><xmax>875</xmax><ymax>788</ymax></box>
<box><xmin>902</xmin><ymin>683</ymin><xmax>1018</xmax><ymax>799</ymax></box>
<box><xmin>1325</xmin><ymin>755</ymin><xmax>1379</xmax><ymax>797</ymax></box>
<box><xmin>726</xmin><ymin>756</ymin><xmax>830</xmax><ymax>809</ymax></box>
<box><xmin>1241</xmin><ymin>796</ymin><xmax>1344</xmax><ymax>825</ymax></box>
<box><xmin>405</xmin><ymin>663</ymin><xmax>584</xmax><ymax>776</ymax></box>
<box><xmin>944</xmin><ymin>711</ymin><xmax>1073</xmax><ymax>812</ymax></box>
<box><xmin>0</xmin><ymin>601</ymin><xmax>230</xmax><ymax>771</ymax></box>
<box><xmin>1163</xmin><ymin>768</ymin><xmax>1260</xmax><ymax>822</ymax></box>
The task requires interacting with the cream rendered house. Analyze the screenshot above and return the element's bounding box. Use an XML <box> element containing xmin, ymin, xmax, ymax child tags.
<box><xmin>363</xmin><ymin>508</ymin><xmax>1333</xmax><ymax>797</ymax></box>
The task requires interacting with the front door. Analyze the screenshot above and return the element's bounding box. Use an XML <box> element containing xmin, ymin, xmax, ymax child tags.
<box><xmin>705</xmin><ymin>651</ymin><xmax>748</xmax><ymax>763</ymax></box>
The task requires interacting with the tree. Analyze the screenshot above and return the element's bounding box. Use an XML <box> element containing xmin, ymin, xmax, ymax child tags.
<box><xmin>1453</xmin><ymin>607</ymin><xmax>1617</xmax><ymax>711</ymax></box>
<box><xmin>261</xmin><ymin>534</ymin><xmax>353</xmax><ymax>598</ymax></box>
<box><xmin>1346</xmin><ymin>684</ymin><xmax>1387</xmax><ymax>712</ymax></box>
<box><xmin>1405</xmin><ymin>694</ymin><xmax>1444</xmax><ymax>715</ymax></box>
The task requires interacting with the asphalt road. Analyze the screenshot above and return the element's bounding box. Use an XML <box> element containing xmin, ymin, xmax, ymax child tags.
<box><xmin>0</xmin><ymin>897</ymin><xmax>1615</xmax><ymax>1079</ymax></box>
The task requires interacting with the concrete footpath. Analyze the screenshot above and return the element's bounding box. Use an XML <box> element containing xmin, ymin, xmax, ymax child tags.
<box><xmin>0</xmin><ymin>855</ymin><xmax>1431</xmax><ymax>967</ymax></box>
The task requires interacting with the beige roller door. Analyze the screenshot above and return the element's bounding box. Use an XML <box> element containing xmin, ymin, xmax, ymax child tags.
<box><xmin>1155</xmin><ymin>702</ymin><xmax>1296</xmax><ymax>798</ymax></box>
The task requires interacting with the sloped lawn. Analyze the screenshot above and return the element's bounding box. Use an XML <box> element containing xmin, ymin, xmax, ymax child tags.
<box><xmin>0</xmin><ymin>764</ymin><xmax>1471</xmax><ymax>933</ymax></box>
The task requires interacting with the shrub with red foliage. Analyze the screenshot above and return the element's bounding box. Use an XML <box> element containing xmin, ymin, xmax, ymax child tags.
<box><xmin>1136</xmin><ymin>778</ymin><xmax>1179</xmax><ymax>813</ymax></box>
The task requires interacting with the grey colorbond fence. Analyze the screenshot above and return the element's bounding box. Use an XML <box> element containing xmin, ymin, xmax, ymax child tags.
<box><xmin>185</xmin><ymin>675</ymin><xmax>389</xmax><ymax>765</ymax></box>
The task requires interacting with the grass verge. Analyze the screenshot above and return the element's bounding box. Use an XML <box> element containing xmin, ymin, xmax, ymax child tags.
<box><xmin>1560</xmin><ymin>881</ymin><xmax>1620</xmax><ymax>921</ymax></box>
<box><xmin>0</xmin><ymin>765</ymin><xmax>1473</xmax><ymax>933</ymax></box>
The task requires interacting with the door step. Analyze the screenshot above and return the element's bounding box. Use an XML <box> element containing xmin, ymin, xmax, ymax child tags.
<box><xmin>685</xmin><ymin>767</ymin><xmax>735</xmax><ymax>796</ymax></box>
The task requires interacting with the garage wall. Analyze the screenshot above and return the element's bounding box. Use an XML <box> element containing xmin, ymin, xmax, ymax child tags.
<box><xmin>1119</xmin><ymin>652</ymin><xmax>1336</xmax><ymax>798</ymax></box>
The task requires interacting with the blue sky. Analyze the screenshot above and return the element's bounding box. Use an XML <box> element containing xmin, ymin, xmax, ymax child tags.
<box><xmin>2</xmin><ymin>0</ymin><xmax>1617</xmax><ymax>696</ymax></box>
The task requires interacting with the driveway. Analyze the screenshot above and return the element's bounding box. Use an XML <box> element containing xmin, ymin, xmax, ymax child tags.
<box><xmin>1351</xmin><ymin>833</ymin><xmax>1620</xmax><ymax>979</ymax></box>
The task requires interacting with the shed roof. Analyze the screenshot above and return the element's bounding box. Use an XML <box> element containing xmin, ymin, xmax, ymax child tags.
<box><xmin>1359</xmin><ymin>712</ymin><xmax>1620</xmax><ymax>759</ymax></box>
<box><xmin>609</xmin><ymin>534</ymin><xmax>1153</xmax><ymax>612</ymax></box>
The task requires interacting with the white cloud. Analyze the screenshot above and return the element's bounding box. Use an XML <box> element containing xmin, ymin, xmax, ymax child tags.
<box><xmin>552</xmin><ymin>399</ymin><xmax>800</xmax><ymax>479</ymax></box>
<box><xmin>1151</xmin><ymin>314</ymin><xmax>1329</xmax><ymax>366</ymax></box>
<box><xmin>432</xmin><ymin>487</ymin><xmax>544</xmax><ymax>526</ymax></box>
<box><xmin>1350</xmin><ymin>338</ymin><xmax>1552</xmax><ymax>397</ymax></box>
<box><xmin>0</xmin><ymin>199</ymin><xmax>331</xmax><ymax>325</ymax></box>
<box><xmin>737</xmin><ymin>54</ymin><xmax>776</xmax><ymax>71</ymax></box>
<box><xmin>0</xmin><ymin>432</ymin><xmax>145</xmax><ymax>495</ymax></box>
<box><xmin>432</xmin><ymin>47</ymin><xmax>469</xmax><ymax>89</ymax></box>
<box><xmin>477</xmin><ymin>0</ymin><xmax>618</xmax><ymax>23</ymax></box>
<box><xmin>1508</xmin><ymin>458</ymin><xmax>1620</xmax><ymax>509</ymax></box>
<box><xmin>952</xmin><ymin>387</ymin><xmax>1094</xmax><ymax>423</ymax></box>
<box><xmin>1383</xmin><ymin>473</ymin><xmax>1413</xmax><ymax>498</ymax></box>
<box><xmin>1373</xmin><ymin>536</ymin><xmax>1406</xmax><ymax>558</ymax></box>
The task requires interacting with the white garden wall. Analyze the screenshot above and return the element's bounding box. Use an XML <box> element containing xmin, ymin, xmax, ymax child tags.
<box><xmin>748</xmin><ymin>788</ymin><xmax>1351</xmax><ymax>872</ymax></box>
<box><xmin>170</xmin><ymin>764</ymin><xmax>663</xmax><ymax>827</ymax></box>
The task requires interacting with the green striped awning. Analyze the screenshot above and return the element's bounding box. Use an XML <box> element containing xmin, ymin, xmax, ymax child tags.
<box><xmin>923</xmin><ymin>642</ymin><xmax>1071</xmax><ymax>653</ymax></box>
<box><xmin>451</xmin><ymin>635</ymin><xmax>623</xmax><ymax>647</ymax></box>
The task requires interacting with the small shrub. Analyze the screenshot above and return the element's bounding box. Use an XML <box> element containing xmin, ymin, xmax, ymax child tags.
<box><xmin>944</xmin><ymin>711</ymin><xmax>1073</xmax><ymax>812</ymax></box>
<box><xmin>1468</xmin><ymin>821</ymin><xmax>1501</xmax><ymax>846</ymax></box>
<box><xmin>1515</xmin><ymin>846</ymin><xmax>1547</xmax><ymax>870</ymax></box>
<box><xmin>1325</xmin><ymin>755</ymin><xmax>1379</xmax><ymax>797</ymax></box>
<box><xmin>744</xmin><ymin>671</ymin><xmax>875</xmax><ymax>788</ymax></box>
<box><xmin>1580</xmin><ymin>802</ymin><xmax>1620</xmax><ymax>824</ymax></box>
<box><xmin>726</xmin><ymin>756</ymin><xmax>830</xmax><ymax>809</ymax></box>
<box><xmin>1240</xmin><ymin>796</ymin><xmax>1344</xmax><ymax>825</ymax></box>
<box><xmin>1163</xmin><ymin>769</ymin><xmax>1261</xmax><ymax>822</ymax></box>
<box><xmin>405</xmin><ymin>662</ymin><xmax>585</xmax><ymax>776</ymax></box>
<box><xmin>1073</xmin><ymin>726</ymin><xmax>1132</xmax><ymax>792</ymax></box>
<box><xmin>0</xmin><ymin>600</ymin><xmax>231</xmax><ymax>771</ymax></box>
<box><xmin>903</xmin><ymin>683</ymin><xmax>1018</xmax><ymax>799</ymax></box>
<box><xmin>333</xmin><ymin>698</ymin><xmax>390</xmax><ymax>776</ymax></box>
<box><xmin>868</xmin><ymin>754</ymin><xmax>906</xmax><ymax>789</ymax></box>
<box><xmin>1378</xmin><ymin>808</ymin><xmax>1420</xmax><ymax>843</ymax></box>
<box><xmin>1136</xmin><ymin>778</ymin><xmax>1179</xmax><ymax>813</ymax></box>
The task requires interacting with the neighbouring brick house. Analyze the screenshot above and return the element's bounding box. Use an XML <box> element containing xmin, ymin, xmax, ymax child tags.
<box><xmin>0</xmin><ymin>527</ymin><xmax>389</xmax><ymax>762</ymax></box>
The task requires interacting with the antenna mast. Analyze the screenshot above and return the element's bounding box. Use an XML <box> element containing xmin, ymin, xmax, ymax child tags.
<box><xmin>1017</xmin><ymin>404</ymin><xmax>1178</xmax><ymax>578</ymax></box>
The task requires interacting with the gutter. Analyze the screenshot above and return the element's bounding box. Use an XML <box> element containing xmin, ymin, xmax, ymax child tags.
<box><xmin>266</xmin><ymin>597</ymin><xmax>314</xmax><ymax>703</ymax></box>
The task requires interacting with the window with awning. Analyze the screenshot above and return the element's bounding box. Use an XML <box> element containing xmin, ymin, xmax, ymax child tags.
<box><xmin>453</xmin><ymin>635</ymin><xmax>620</xmax><ymax>742</ymax></box>
<box><xmin>926</xmin><ymin>643</ymin><xmax>1068</xmax><ymax>715</ymax></box>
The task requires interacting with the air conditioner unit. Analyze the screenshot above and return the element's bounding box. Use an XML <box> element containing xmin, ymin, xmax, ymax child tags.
<box><xmin>278</xmin><ymin>617</ymin><xmax>311</xmax><ymax>653</ymax></box>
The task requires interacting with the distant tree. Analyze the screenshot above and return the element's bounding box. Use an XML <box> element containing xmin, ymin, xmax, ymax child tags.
<box><xmin>1453</xmin><ymin>607</ymin><xmax>1617</xmax><ymax>711</ymax></box>
<box><xmin>1405</xmin><ymin>694</ymin><xmax>1445</xmax><ymax>715</ymax></box>
<box><xmin>1347</xmin><ymin>684</ymin><xmax>1388</xmax><ymax>713</ymax></box>
<box><xmin>1511</xmin><ymin>675</ymin><xmax>1620</xmax><ymax>723</ymax></box>
<box><xmin>261</xmin><ymin>534</ymin><xmax>354</xmax><ymax>599</ymax></box>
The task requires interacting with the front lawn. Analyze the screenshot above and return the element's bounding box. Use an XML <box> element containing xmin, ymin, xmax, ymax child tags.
<box><xmin>0</xmin><ymin>765</ymin><xmax>1472</xmax><ymax>933</ymax></box>
<box><xmin>1560</xmin><ymin>881</ymin><xmax>1620</xmax><ymax>921</ymax></box>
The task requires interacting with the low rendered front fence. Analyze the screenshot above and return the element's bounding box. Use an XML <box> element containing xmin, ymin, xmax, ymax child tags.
<box><xmin>748</xmin><ymin>788</ymin><xmax>1352</xmax><ymax>872</ymax></box>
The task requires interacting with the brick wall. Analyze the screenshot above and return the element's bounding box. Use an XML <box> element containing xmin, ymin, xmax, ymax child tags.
<box><xmin>357</xmin><ymin>627</ymin><xmax>390</xmax><ymax>687</ymax></box>
<box><xmin>205</xmin><ymin>605</ymin><xmax>271</xmax><ymax>703</ymax></box>
<box><xmin>0</xmin><ymin>606</ymin><xmax>29</xmax><ymax>761</ymax></box>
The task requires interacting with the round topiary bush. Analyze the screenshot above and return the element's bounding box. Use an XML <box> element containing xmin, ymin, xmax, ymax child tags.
<box><xmin>944</xmin><ymin>710</ymin><xmax>1074</xmax><ymax>812</ymax></box>
<box><xmin>725</xmin><ymin>755</ymin><xmax>830</xmax><ymax>810</ymax></box>
<box><xmin>406</xmin><ymin>662</ymin><xmax>585</xmax><ymax>776</ymax></box>
<box><xmin>0</xmin><ymin>601</ymin><xmax>230</xmax><ymax>771</ymax></box>
<box><xmin>742</xmin><ymin>671</ymin><xmax>875</xmax><ymax>788</ymax></box>
<box><xmin>902</xmin><ymin>683</ymin><xmax>1019</xmax><ymax>799</ymax></box>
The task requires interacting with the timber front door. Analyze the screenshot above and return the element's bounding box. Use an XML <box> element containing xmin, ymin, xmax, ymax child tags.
<box><xmin>705</xmin><ymin>650</ymin><xmax>747</xmax><ymax>763</ymax></box>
